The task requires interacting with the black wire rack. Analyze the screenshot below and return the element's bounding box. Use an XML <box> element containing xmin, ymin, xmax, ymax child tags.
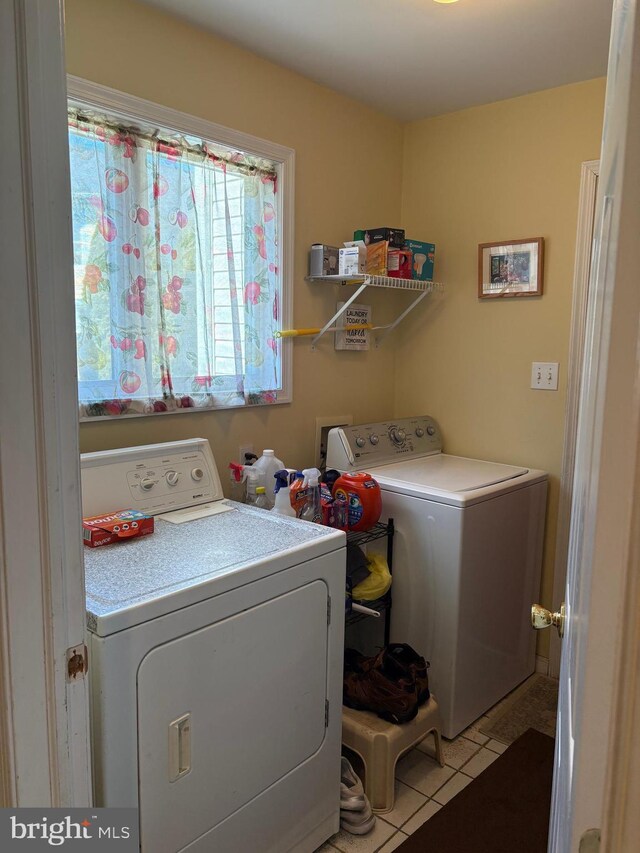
<box><xmin>345</xmin><ymin>518</ymin><xmax>394</xmax><ymax>645</ymax></box>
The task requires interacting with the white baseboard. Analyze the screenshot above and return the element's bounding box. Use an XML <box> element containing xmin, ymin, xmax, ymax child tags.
<box><xmin>536</xmin><ymin>655</ymin><xmax>550</xmax><ymax>676</ymax></box>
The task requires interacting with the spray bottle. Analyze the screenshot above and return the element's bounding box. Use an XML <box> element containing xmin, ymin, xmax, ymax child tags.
<box><xmin>228</xmin><ymin>462</ymin><xmax>263</xmax><ymax>505</ymax></box>
<box><xmin>289</xmin><ymin>471</ymin><xmax>307</xmax><ymax>516</ymax></box>
<box><xmin>271</xmin><ymin>470</ymin><xmax>296</xmax><ymax>517</ymax></box>
<box><xmin>300</xmin><ymin>468</ymin><xmax>322</xmax><ymax>524</ymax></box>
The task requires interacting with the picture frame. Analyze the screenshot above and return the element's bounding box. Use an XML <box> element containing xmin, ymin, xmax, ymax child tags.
<box><xmin>478</xmin><ymin>237</ymin><xmax>544</xmax><ymax>299</ymax></box>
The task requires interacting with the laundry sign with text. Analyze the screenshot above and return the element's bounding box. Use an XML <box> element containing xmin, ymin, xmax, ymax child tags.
<box><xmin>334</xmin><ymin>302</ymin><xmax>371</xmax><ymax>351</ymax></box>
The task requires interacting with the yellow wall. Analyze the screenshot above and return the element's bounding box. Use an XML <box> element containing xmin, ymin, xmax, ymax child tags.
<box><xmin>398</xmin><ymin>79</ymin><xmax>606</xmax><ymax>654</ymax></box>
<box><xmin>65</xmin><ymin>0</ymin><xmax>607</xmax><ymax>655</ymax></box>
<box><xmin>64</xmin><ymin>0</ymin><xmax>404</xmax><ymax>472</ymax></box>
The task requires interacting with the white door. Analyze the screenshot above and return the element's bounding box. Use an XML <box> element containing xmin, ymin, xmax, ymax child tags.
<box><xmin>547</xmin><ymin>1</ymin><xmax>640</xmax><ymax>849</ymax></box>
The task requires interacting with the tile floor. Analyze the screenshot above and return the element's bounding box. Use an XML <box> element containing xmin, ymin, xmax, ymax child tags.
<box><xmin>316</xmin><ymin>709</ymin><xmax>511</xmax><ymax>853</ymax></box>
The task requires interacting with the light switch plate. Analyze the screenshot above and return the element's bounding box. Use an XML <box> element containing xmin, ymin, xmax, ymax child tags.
<box><xmin>531</xmin><ymin>362</ymin><xmax>559</xmax><ymax>390</ymax></box>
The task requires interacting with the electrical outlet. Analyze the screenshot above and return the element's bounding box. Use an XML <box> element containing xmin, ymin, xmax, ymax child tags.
<box><xmin>315</xmin><ymin>415</ymin><xmax>353</xmax><ymax>469</ymax></box>
<box><xmin>238</xmin><ymin>444</ymin><xmax>254</xmax><ymax>464</ymax></box>
<box><xmin>531</xmin><ymin>362</ymin><xmax>559</xmax><ymax>390</ymax></box>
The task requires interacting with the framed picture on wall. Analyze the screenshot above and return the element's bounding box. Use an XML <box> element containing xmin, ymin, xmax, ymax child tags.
<box><xmin>478</xmin><ymin>237</ymin><xmax>544</xmax><ymax>298</ymax></box>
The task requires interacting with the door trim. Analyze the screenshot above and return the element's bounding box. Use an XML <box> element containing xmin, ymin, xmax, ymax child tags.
<box><xmin>549</xmin><ymin>159</ymin><xmax>599</xmax><ymax>679</ymax></box>
<box><xmin>603</xmin><ymin>440</ymin><xmax>640</xmax><ymax>850</ymax></box>
<box><xmin>0</xmin><ymin>0</ymin><xmax>91</xmax><ymax>805</ymax></box>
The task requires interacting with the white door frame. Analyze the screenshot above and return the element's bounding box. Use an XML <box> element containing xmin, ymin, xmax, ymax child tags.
<box><xmin>0</xmin><ymin>0</ymin><xmax>91</xmax><ymax>806</ymax></box>
<box><xmin>548</xmin><ymin>159</ymin><xmax>599</xmax><ymax>680</ymax></box>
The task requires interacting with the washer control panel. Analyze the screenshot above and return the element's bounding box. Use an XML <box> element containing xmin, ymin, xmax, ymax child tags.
<box><xmin>81</xmin><ymin>438</ymin><xmax>224</xmax><ymax>518</ymax></box>
<box><xmin>326</xmin><ymin>416</ymin><xmax>442</xmax><ymax>470</ymax></box>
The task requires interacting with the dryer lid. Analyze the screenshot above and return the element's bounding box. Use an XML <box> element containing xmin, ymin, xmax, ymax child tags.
<box><xmin>368</xmin><ymin>453</ymin><xmax>528</xmax><ymax>494</ymax></box>
<box><xmin>84</xmin><ymin>502</ymin><xmax>344</xmax><ymax>636</ymax></box>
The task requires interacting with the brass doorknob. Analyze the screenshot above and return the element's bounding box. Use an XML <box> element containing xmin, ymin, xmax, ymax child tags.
<box><xmin>531</xmin><ymin>603</ymin><xmax>565</xmax><ymax>638</ymax></box>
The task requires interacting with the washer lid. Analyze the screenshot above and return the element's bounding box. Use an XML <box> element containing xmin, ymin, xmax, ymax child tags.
<box><xmin>368</xmin><ymin>453</ymin><xmax>529</xmax><ymax>493</ymax></box>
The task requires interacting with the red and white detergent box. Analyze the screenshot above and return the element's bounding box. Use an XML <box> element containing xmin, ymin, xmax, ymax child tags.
<box><xmin>82</xmin><ymin>509</ymin><xmax>154</xmax><ymax>548</ymax></box>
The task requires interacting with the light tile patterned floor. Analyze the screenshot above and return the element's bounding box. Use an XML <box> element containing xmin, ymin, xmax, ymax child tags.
<box><xmin>316</xmin><ymin>698</ymin><xmax>515</xmax><ymax>853</ymax></box>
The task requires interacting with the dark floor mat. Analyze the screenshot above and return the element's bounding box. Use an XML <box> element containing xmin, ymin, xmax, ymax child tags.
<box><xmin>396</xmin><ymin>728</ymin><xmax>555</xmax><ymax>853</ymax></box>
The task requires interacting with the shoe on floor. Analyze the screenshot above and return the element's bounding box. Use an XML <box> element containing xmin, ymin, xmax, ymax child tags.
<box><xmin>340</xmin><ymin>757</ymin><xmax>366</xmax><ymax>811</ymax></box>
<box><xmin>340</xmin><ymin>800</ymin><xmax>376</xmax><ymax>835</ymax></box>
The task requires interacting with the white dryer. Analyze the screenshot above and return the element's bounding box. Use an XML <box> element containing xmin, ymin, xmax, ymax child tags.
<box><xmin>327</xmin><ymin>417</ymin><xmax>547</xmax><ymax>739</ymax></box>
<box><xmin>81</xmin><ymin>439</ymin><xmax>345</xmax><ymax>853</ymax></box>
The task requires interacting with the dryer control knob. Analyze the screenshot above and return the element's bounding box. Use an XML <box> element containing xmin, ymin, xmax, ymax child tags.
<box><xmin>427</xmin><ymin>425</ymin><xmax>436</xmax><ymax>436</ymax></box>
<box><xmin>369</xmin><ymin>434</ymin><xmax>379</xmax><ymax>445</ymax></box>
<box><xmin>415</xmin><ymin>427</ymin><xmax>425</xmax><ymax>438</ymax></box>
<box><xmin>166</xmin><ymin>471</ymin><xmax>180</xmax><ymax>486</ymax></box>
<box><xmin>191</xmin><ymin>467</ymin><xmax>204</xmax><ymax>481</ymax></box>
<box><xmin>140</xmin><ymin>478</ymin><xmax>155</xmax><ymax>491</ymax></box>
<box><xmin>355</xmin><ymin>437</ymin><xmax>366</xmax><ymax>448</ymax></box>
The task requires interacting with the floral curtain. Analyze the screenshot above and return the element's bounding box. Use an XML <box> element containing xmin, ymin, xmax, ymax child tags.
<box><xmin>68</xmin><ymin>109</ymin><xmax>281</xmax><ymax>418</ymax></box>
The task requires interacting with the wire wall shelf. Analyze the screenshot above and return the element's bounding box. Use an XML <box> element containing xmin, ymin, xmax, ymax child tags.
<box><xmin>305</xmin><ymin>274</ymin><xmax>444</xmax><ymax>293</ymax></box>
<box><xmin>300</xmin><ymin>275</ymin><xmax>444</xmax><ymax>348</ymax></box>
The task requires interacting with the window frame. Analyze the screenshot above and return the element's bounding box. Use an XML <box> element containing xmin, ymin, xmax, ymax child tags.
<box><xmin>67</xmin><ymin>75</ymin><xmax>294</xmax><ymax>418</ymax></box>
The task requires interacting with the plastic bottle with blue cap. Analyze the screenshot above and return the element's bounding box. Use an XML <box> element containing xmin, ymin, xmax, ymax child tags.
<box><xmin>271</xmin><ymin>470</ymin><xmax>296</xmax><ymax>517</ymax></box>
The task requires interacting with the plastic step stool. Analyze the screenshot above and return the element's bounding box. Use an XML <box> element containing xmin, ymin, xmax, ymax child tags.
<box><xmin>342</xmin><ymin>696</ymin><xmax>444</xmax><ymax>813</ymax></box>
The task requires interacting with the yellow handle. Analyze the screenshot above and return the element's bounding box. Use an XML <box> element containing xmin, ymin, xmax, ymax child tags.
<box><xmin>276</xmin><ymin>324</ymin><xmax>374</xmax><ymax>338</ymax></box>
<box><xmin>276</xmin><ymin>328</ymin><xmax>321</xmax><ymax>338</ymax></box>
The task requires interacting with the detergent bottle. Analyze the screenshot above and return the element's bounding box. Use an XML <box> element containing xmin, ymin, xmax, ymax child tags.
<box><xmin>300</xmin><ymin>468</ymin><xmax>322</xmax><ymax>524</ymax></box>
<box><xmin>332</xmin><ymin>471</ymin><xmax>382</xmax><ymax>532</ymax></box>
<box><xmin>271</xmin><ymin>470</ymin><xmax>296</xmax><ymax>517</ymax></box>
<box><xmin>252</xmin><ymin>449</ymin><xmax>285</xmax><ymax>508</ymax></box>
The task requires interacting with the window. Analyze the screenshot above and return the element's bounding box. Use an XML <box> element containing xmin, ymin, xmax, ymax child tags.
<box><xmin>67</xmin><ymin>80</ymin><xmax>293</xmax><ymax>419</ymax></box>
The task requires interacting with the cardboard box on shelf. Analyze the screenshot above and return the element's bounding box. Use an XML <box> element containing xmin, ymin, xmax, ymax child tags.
<box><xmin>339</xmin><ymin>241</ymin><xmax>367</xmax><ymax>275</ymax></box>
<box><xmin>309</xmin><ymin>243</ymin><xmax>339</xmax><ymax>277</ymax></box>
<box><xmin>366</xmin><ymin>240</ymin><xmax>388</xmax><ymax>275</ymax></box>
<box><xmin>387</xmin><ymin>247</ymin><xmax>413</xmax><ymax>279</ymax></box>
<box><xmin>354</xmin><ymin>227</ymin><xmax>405</xmax><ymax>248</ymax></box>
<box><xmin>405</xmin><ymin>239</ymin><xmax>436</xmax><ymax>281</ymax></box>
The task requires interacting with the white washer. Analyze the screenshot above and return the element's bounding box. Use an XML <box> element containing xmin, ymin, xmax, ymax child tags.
<box><xmin>81</xmin><ymin>439</ymin><xmax>345</xmax><ymax>853</ymax></box>
<box><xmin>326</xmin><ymin>416</ymin><xmax>547</xmax><ymax>739</ymax></box>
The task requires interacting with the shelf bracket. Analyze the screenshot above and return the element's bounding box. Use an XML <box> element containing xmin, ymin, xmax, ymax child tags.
<box><xmin>375</xmin><ymin>289</ymin><xmax>430</xmax><ymax>347</ymax></box>
<box><xmin>311</xmin><ymin>282</ymin><xmax>369</xmax><ymax>349</ymax></box>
